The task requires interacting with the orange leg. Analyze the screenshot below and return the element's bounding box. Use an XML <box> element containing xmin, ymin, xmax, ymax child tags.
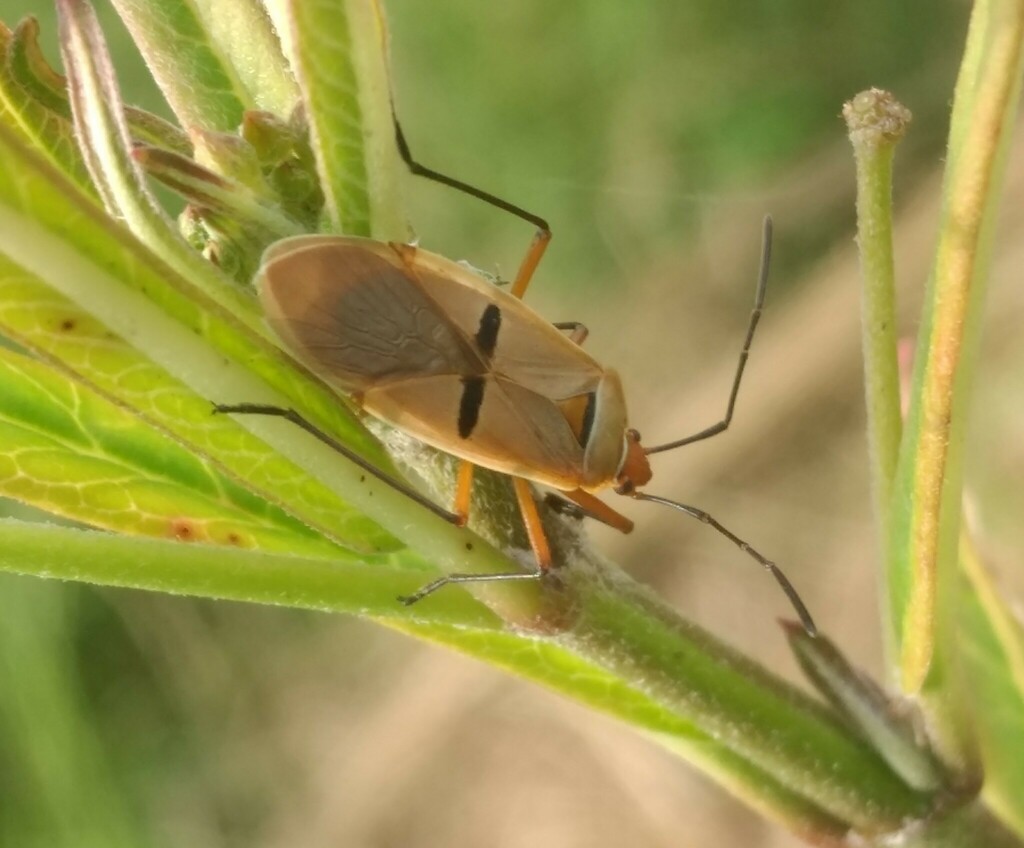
<box><xmin>393</xmin><ymin>115</ymin><xmax>553</xmax><ymax>302</ymax></box>
<box><xmin>562</xmin><ymin>489</ymin><xmax>635</xmax><ymax>534</ymax></box>
<box><xmin>510</xmin><ymin>229</ymin><xmax>552</xmax><ymax>300</ymax></box>
<box><xmin>396</xmin><ymin>475</ymin><xmax>550</xmax><ymax>606</ymax></box>
<box><xmin>512</xmin><ymin>477</ymin><xmax>552</xmax><ymax>571</ymax></box>
<box><xmin>452</xmin><ymin>460</ymin><xmax>474</xmax><ymax>526</ymax></box>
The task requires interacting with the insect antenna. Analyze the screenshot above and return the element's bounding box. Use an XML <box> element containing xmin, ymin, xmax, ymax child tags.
<box><xmin>644</xmin><ymin>216</ymin><xmax>772</xmax><ymax>456</ymax></box>
<box><xmin>627</xmin><ymin>490</ymin><xmax>817</xmax><ymax>636</ymax></box>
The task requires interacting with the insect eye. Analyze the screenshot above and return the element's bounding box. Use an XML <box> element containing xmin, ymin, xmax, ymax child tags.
<box><xmin>626</xmin><ymin>428</ymin><xmax>641</xmax><ymax>443</ymax></box>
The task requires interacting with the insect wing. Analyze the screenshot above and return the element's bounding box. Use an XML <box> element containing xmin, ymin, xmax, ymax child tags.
<box><xmin>380</xmin><ymin>248</ymin><xmax>614</xmax><ymax>486</ymax></box>
<box><xmin>405</xmin><ymin>248</ymin><xmax>605</xmax><ymax>400</ymax></box>
<box><xmin>257</xmin><ymin>237</ymin><xmax>620</xmax><ymax>489</ymax></box>
<box><xmin>256</xmin><ymin>237</ymin><xmax>480</xmax><ymax>391</ymax></box>
<box><xmin>365</xmin><ymin>374</ymin><xmax>587</xmax><ymax>488</ymax></box>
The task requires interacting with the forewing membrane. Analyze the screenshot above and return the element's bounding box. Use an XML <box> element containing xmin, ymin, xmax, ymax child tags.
<box><xmin>258</xmin><ymin>239</ymin><xmax>480</xmax><ymax>391</ymax></box>
<box><xmin>406</xmin><ymin>257</ymin><xmax>604</xmax><ymax>400</ymax></box>
<box><xmin>364</xmin><ymin>375</ymin><xmax>585</xmax><ymax>487</ymax></box>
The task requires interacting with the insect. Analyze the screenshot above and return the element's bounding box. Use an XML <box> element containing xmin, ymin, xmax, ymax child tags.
<box><xmin>216</xmin><ymin>119</ymin><xmax>817</xmax><ymax>636</ymax></box>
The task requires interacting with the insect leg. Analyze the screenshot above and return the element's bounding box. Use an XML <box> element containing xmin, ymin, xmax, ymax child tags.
<box><xmin>560</xmin><ymin>488</ymin><xmax>634</xmax><ymax>533</ymax></box>
<box><xmin>399</xmin><ymin>474</ymin><xmax>550</xmax><ymax>606</ymax></box>
<box><xmin>513</xmin><ymin>477</ymin><xmax>553</xmax><ymax>571</ymax></box>
<box><xmin>398</xmin><ymin>570</ymin><xmax>541</xmax><ymax>606</ymax></box>
<box><xmin>452</xmin><ymin>461</ymin><xmax>475</xmax><ymax>526</ymax></box>
<box><xmin>552</xmin><ymin>321</ymin><xmax>589</xmax><ymax>345</ymax></box>
<box><xmin>393</xmin><ymin>115</ymin><xmax>552</xmax><ymax>301</ymax></box>
<box><xmin>212</xmin><ymin>403</ymin><xmax>463</xmax><ymax>525</ymax></box>
<box><xmin>509</xmin><ymin>229</ymin><xmax>551</xmax><ymax>300</ymax></box>
<box><xmin>644</xmin><ymin>217</ymin><xmax>773</xmax><ymax>456</ymax></box>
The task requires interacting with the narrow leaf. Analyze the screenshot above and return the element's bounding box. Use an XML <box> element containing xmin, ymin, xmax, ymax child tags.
<box><xmin>0</xmin><ymin>518</ymin><xmax>496</xmax><ymax>627</ymax></box>
<box><xmin>960</xmin><ymin>535</ymin><xmax>1024</xmax><ymax>835</ymax></box>
<box><xmin>109</xmin><ymin>0</ymin><xmax>247</xmax><ymax>131</ymax></box>
<box><xmin>886</xmin><ymin>0</ymin><xmax>1024</xmax><ymax>763</ymax></box>
<box><xmin>133</xmin><ymin>143</ymin><xmax>303</xmax><ymax>240</ymax></box>
<box><xmin>271</xmin><ymin>0</ymin><xmax>404</xmax><ymax>237</ymax></box>
<box><xmin>0</xmin><ymin>347</ymin><xmax>349</xmax><ymax>554</ymax></box>
<box><xmin>122</xmin><ymin>106</ymin><xmax>192</xmax><ymax>155</ymax></box>
<box><xmin>8</xmin><ymin>17</ymin><xmax>72</xmax><ymax>114</ymax></box>
<box><xmin>786</xmin><ymin>623</ymin><xmax>945</xmax><ymax>791</ymax></box>
<box><xmin>57</xmin><ymin>0</ymin><xmax>232</xmax><ymax>293</ymax></box>
<box><xmin>0</xmin><ymin>19</ymin><xmax>94</xmax><ymax>192</ymax></box>
<box><xmin>112</xmin><ymin>0</ymin><xmax>297</xmax><ymax>128</ymax></box>
<box><xmin>0</xmin><ymin>257</ymin><xmax>400</xmax><ymax>554</ymax></box>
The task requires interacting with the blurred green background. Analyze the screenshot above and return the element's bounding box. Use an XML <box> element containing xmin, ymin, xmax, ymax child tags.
<box><xmin>8</xmin><ymin>1</ymin><xmax>1024</xmax><ymax>846</ymax></box>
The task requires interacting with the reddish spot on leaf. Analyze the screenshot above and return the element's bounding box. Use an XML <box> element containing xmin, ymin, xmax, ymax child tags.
<box><xmin>169</xmin><ymin>518</ymin><xmax>196</xmax><ymax>541</ymax></box>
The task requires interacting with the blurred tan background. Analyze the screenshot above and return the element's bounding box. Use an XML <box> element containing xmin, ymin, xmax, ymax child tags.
<box><xmin>8</xmin><ymin>1</ymin><xmax>1024</xmax><ymax>846</ymax></box>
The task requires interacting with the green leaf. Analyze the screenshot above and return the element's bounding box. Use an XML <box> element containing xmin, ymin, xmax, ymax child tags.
<box><xmin>133</xmin><ymin>143</ymin><xmax>303</xmax><ymax>242</ymax></box>
<box><xmin>787</xmin><ymin>624</ymin><xmax>945</xmax><ymax>792</ymax></box>
<box><xmin>0</xmin><ymin>258</ymin><xmax>399</xmax><ymax>553</ymax></box>
<box><xmin>112</xmin><ymin>0</ymin><xmax>298</xmax><ymax>126</ymax></box>
<box><xmin>58</xmin><ymin>0</ymin><xmax>232</xmax><ymax>288</ymax></box>
<box><xmin>270</xmin><ymin>0</ymin><xmax>404</xmax><ymax>237</ymax></box>
<box><xmin>108</xmin><ymin>0</ymin><xmax>247</xmax><ymax>131</ymax></box>
<box><xmin>0</xmin><ymin>518</ymin><xmax>496</xmax><ymax>627</ymax></box>
<box><xmin>121</xmin><ymin>106</ymin><xmax>192</xmax><ymax>155</ymax></box>
<box><xmin>960</xmin><ymin>537</ymin><xmax>1024</xmax><ymax>835</ymax></box>
<box><xmin>0</xmin><ymin>19</ymin><xmax>95</xmax><ymax>194</ymax></box>
<box><xmin>885</xmin><ymin>0</ymin><xmax>1024</xmax><ymax>764</ymax></box>
<box><xmin>0</xmin><ymin>346</ymin><xmax>352</xmax><ymax>555</ymax></box>
<box><xmin>7</xmin><ymin>17</ymin><xmax>71</xmax><ymax>114</ymax></box>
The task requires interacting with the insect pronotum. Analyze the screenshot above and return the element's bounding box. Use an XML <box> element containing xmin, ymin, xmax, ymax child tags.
<box><xmin>216</xmin><ymin>116</ymin><xmax>817</xmax><ymax>636</ymax></box>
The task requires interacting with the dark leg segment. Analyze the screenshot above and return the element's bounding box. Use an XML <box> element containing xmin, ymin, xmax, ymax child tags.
<box><xmin>212</xmin><ymin>403</ymin><xmax>462</xmax><ymax>525</ymax></box>
<box><xmin>394</xmin><ymin>117</ymin><xmax>550</xmax><ymax>234</ymax></box>
<box><xmin>394</xmin><ymin>116</ymin><xmax>552</xmax><ymax>301</ymax></box>
<box><xmin>398</xmin><ymin>570</ymin><xmax>542</xmax><ymax>606</ymax></box>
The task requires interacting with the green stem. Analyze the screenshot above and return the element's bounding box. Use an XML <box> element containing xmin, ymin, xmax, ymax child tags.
<box><xmin>901</xmin><ymin>801</ymin><xmax>1023</xmax><ymax>848</ymax></box>
<box><xmin>562</xmin><ymin>581</ymin><xmax>933</xmax><ymax>832</ymax></box>
<box><xmin>844</xmin><ymin>89</ymin><xmax>909</xmax><ymax>541</ymax></box>
<box><xmin>0</xmin><ymin>517</ymin><xmax>938</xmax><ymax>840</ymax></box>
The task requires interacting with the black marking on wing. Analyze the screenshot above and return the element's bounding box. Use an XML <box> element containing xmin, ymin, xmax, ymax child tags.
<box><xmin>578</xmin><ymin>391</ymin><xmax>598</xmax><ymax>448</ymax></box>
<box><xmin>474</xmin><ymin>304</ymin><xmax>502</xmax><ymax>359</ymax></box>
<box><xmin>458</xmin><ymin>376</ymin><xmax>486</xmax><ymax>438</ymax></box>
